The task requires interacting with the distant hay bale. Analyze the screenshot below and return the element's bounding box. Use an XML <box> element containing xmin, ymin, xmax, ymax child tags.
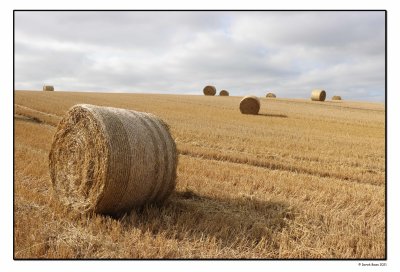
<box><xmin>332</xmin><ymin>95</ymin><xmax>342</xmax><ymax>100</ymax></box>
<box><xmin>266</xmin><ymin>93</ymin><xmax>276</xmax><ymax>98</ymax></box>
<box><xmin>203</xmin><ymin>85</ymin><xmax>216</xmax><ymax>96</ymax></box>
<box><xmin>239</xmin><ymin>96</ymin><xmax>260</xmax><ymax>115</ymax></box>
<box><xmin>311</xmin><ymin>89</ymin><xmax>326</xmax><ymax>101</ymax></box>
<box><xmin>49</xmin><ymin>104</ymin><xmax>177</xmax><ymax>216</ymax></box>
<box><xmin>219</xmin><ymin>90</ymin><xmax>229</xmax><ymax>96</ymax></box>
<box><xmin>43</xmin><ymin>85</ymin><xmax>54</xmax><ymax>91</ymax></box>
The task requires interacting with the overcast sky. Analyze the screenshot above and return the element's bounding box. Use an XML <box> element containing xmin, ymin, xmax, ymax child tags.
<box><xmin>14</xmin><ymin>11</ymin><xmax>385</xmax><ymax>101</ymax></box>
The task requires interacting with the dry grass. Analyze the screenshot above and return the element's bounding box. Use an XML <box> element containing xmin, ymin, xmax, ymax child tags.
<box><xmin>15</xmin><ymin>104</ymin><xmax>61</xmax><ymax>126</ymax></box>
<box><xmin>14</xmin><ymin>90</ymin><xmax>385</xmax><ymax>259</ymax></box>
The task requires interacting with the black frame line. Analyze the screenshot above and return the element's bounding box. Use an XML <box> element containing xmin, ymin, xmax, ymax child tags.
<box><xmin>12</xmin><ymin>9</ymin><xmax>388</xmax><ymax>261</ymax></box>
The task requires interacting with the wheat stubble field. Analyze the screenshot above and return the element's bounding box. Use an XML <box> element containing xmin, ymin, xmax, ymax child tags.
<box><xmin>14</xmin><ymin>90</ymin><xmax>385</xmax><ymax>259</ymax></box>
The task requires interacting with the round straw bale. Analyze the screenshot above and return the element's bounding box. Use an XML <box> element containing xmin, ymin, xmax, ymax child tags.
<box><xmin>239</xmin><ymin>96</ymin><xmax>260</xmax><ymax>115</ymax></box>
<box><xmin>332</xmin><ymin>95</ymin><xmax>342</xmax><ymax>100</ymax></box>
<box><xmin>203</xmin><ymin>85</ymin><xmax>216</xmax><ymax>96</ymax></box>
<box><xmin>311</xmin><ymin>89</ymin><xmax>326</xmax><ymax>101</ymax></box>
<box><xmin>49</xmin><ymin>104</ymin><xmax>177</xmax><ymax>216</ymax></box>
<box><xmin>43</xmin><ymin>85</ymin><xmax>54</xmax><ymax>91</ymax></box>
<box><xmin>219</xmin><ymin>90</ymin><xmax>229</xmax><ymax>96</ymax></box>
<box><xmin>266</xmin><ymin>93</ymin><xmax>276</xmax><ymax>98</ymax></box>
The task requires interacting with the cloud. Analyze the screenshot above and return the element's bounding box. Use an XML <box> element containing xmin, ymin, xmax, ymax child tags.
<box><xmin>14</xmin><ymin>11</ymin><xmax>385</xmax><ymax>101</ymax></box>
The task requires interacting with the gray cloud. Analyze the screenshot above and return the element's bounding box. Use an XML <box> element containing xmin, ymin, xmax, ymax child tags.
<box><xmin>15</xmin><ymin>11</ymin><xmax>385</xmax><ymax>101</ymax></box>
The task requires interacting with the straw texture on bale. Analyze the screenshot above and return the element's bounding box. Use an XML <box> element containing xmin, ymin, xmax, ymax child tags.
<box><xmin>43</xmin><ymin>85</ymin><xmax>54</xmax><ymax>91</ymax></box>
<box><xmin>219</xmin><ymin>90</ymin><xmax>229</xmax><ymax>96</ymax></box>
<box><xmin>49</xmin><ymin>104</ymin><xmax>177</xmax><ymax>216</ymax></box>
<box><xmin>239</xmin><ymin>96</ymin><xmax>260</xmax><ymax>115</ymax></box>
<box><xmin>311</xmin><ymin>90</ymin><xmax>326</xmax><ymax>101</ymax></box>
<box><xmin>266</xmin><ymin>93</ymin><xmax>276</xmax><ymax>98</ymax></box>
<box><xmin>332</xmin><ymin>95</ymin><xmax>342</xmax><ymax>100</ymax></box>
<box><xmin>203</xmin><ymin>85</ymin><xmax>216</xmax><ymax>96</ymax></box>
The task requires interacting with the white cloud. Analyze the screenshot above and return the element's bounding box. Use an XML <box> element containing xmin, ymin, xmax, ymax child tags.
<box><xmin>14</xmin><ymin>11</ymin><xmax>385</xmax><ymax>101</ymax></box>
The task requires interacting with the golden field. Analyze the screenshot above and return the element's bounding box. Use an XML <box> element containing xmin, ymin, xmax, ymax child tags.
<box><xmin>14</xmin><ymin>90</ymin><xmax>385</xmax><ymax>259</ymax></box>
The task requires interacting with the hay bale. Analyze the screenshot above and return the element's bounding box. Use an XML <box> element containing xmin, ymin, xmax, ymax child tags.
<box><xmin>219</xmin><ymin>90</ymin><xmax>229</xmax><ymax>96</ymax></box>
<box><xmin>266</xmin><ymin>93</ymin><xmax>276</xmax><ymax>98</ymax></box>
<box><xmin>311</xmin><ymin>89</ymin><xmax>326</xmax><ymax>101</ymax></box>
<box><xmin>203</xmin><ymin>85</ymin><xmax>216</xmax><ymax>96</ymax></box>
<box><xmin>43</xmin><ymin>85</ymin><xmax>54</xmax><ymax>91</ymax></box>
<box><xmin>332</xmin><ymin>95</ymin><xmax>342</xmax><ymax>100</ymax></box>
<box><xmin>239</xmin><ymin>96</ymin><xmax>260</xmax><ymax>115</ymax></box>
<box><xmin>49</xmin><ymin>104</ymin><xmax>177</xmax><ymax>216</ymax></box>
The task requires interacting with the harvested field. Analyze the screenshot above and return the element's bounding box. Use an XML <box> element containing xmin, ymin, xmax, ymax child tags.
<box><xmin>14</xmin><ymin>91</ymin><xmax>385</xmax><ymax>259</ymax></box>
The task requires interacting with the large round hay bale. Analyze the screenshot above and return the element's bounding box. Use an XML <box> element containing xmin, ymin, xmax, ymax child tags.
<box><xmin>266</xmin><ymin>92</ymin><xmax>276</xmax><ymax>98</ymax></box>
<box><xmin>311</xmin><ymin>89</ymin><xmax>326</xmax><ymax>101</ymax></box>
<box><xmin>219</xmin><ymin>90</ymin><xmax>229</xmax><ymax>96</ymax></box>
<box><xmin>332</xmin><ymin>95</ymin><xmax>342</xmax><ymax>100</ymax></box>
<box><xmin>43</xmin><ymin>85</ymin><xmax>54</xmax><ymax>91</ymax></box>
<box><xmin>49</xmin><ymin>104</ymin><xmax>177</xmax><ymax>216</ymax></box>
<box><xmin>239</xmin><ymin>96</ymin><xmax>260</xmax><ymax>115</ymax></box>
<box><xmin>203</xmin><ymin>85</ymin><xmax>216</xmax><ymax>96</ymax></box>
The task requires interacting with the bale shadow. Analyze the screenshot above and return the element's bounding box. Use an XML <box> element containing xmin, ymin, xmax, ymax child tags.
<box><xmin>120</xmin><ymin>190</ymin><xmax>296</xmax><ymax>250</ymax></box>
<box><xmin>258</xmin><ymin>113</ymin><xmax>288</xmax><ymax>118</ymax></box>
